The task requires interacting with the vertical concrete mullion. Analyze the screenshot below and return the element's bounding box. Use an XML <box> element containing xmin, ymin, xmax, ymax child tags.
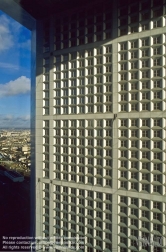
<box><xmin>36</xmin><ymin>19</ymin><xmax>45</xmax><ymax>238</ymax></box>
<box><xmin>111</xmin><ymin>0</ymin><xmax>119</xmax><ymax>247</ymax></box>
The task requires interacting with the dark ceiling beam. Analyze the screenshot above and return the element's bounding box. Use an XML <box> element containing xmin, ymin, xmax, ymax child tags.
<box><xmin>13</xmin><ymin>0</ymin><xmax>103</xmax><ymax>19</ymax></box>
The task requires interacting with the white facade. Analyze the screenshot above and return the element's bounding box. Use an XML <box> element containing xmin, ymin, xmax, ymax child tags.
<box><xmin>34</xmin><ymin>0</ymin><xmax>166</xmax><ymax>251</ymax></box>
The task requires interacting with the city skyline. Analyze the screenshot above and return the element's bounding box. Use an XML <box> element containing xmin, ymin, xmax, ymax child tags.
<box><xmin>0</xmin><ymin>11</ymin><xmax>31</xmax><ymax>128</ymax></box>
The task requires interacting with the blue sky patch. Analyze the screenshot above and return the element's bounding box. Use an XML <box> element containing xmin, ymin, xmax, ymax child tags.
<box><xmin>0</xmin><ymin>11</ymin><xmax>31</xmax><ymax>128</ymax></box>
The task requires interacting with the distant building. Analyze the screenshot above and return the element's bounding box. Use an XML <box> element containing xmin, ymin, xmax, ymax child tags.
<box><xmin>11</xmin><ymin>147</ymin><xmax>18</xmax><ymax>151</ymax></box>
<box><xmin>22</xmin><ymin>146</ymin><xmax>29</xmax><ymax>152</ymax></box>
<box><xmin>19</xmin><ymin>157</ymin><xmax>26</xmax><ymax>162</ymax></box>
<box><xmin>11</xmin><ymin>132</ymin><xmax>19</xmax><ymax>137</ymax></box>
<box><xmin>4</xmin><ymin>170</ymin><xmax>24</xmax><ymax>182</ymax></box>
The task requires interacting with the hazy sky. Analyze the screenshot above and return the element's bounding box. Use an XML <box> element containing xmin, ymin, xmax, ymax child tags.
<box><xmin>0</xmin><ymin>10</ymin><xmax>31</xmax><ymax>128</ymax></box>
